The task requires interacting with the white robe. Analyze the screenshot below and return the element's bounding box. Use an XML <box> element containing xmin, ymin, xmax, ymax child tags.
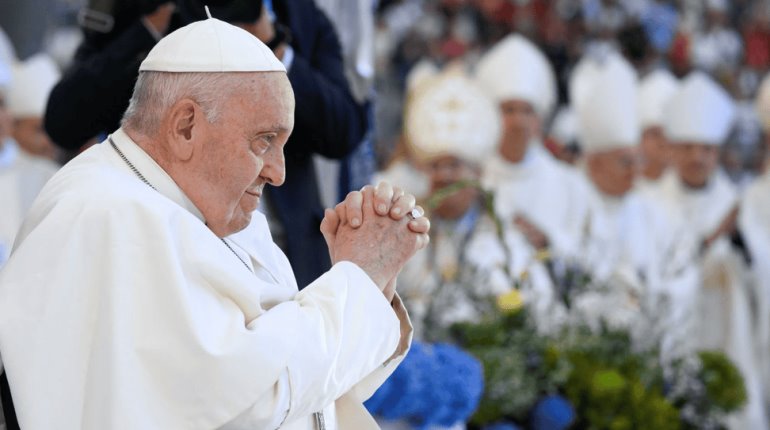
<box><xmin>579</xmin><ymin>181</ymin><xmax>700</xmax><ymax>358</ymax></box>
<box><xmin>738</xmin><ymin>169</ymin><xmax>770</xmax><ymax>409</ymax></box>
<box><xmin>482</xmin><ymin>143</ymin><xmax>589</xmax><ymax>261</ymax></box>
<box><xmin>656</xmin><ymin>169</ymin><xmax>768</xmax><ymax>430</ymax></box>
<box><xmin>0</xmin><ymin>129</ymin><xmax>412</xmax><ymax>430</ymax></box>
<box><xmin>0</xmin><ymin>139</ymin><xmax>58</xmax><ymax>266</ymax></box>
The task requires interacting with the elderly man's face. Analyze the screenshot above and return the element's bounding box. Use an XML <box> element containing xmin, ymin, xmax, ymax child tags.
<box><xmin>670</xmin><ymin>142</ymin><xmax>719</xmax><ymax>189</ymax></box>
<box><xmin>426</xmin><ymin>154</ymin><xmax>480</xmax><ymax>219</ymax></box>
<box><xmin>586</xmin><ymin>147</ymin><xmax>639</xmax><ymax>197</ymax></box>
<box><xmin>498</xmin><ymin>99</ymin><xmax>539</xmax><ymax>161</ymax></box>
<box><xmin>193</xmin><ymin>73</ymin><xmax>294</xmax><ymax>237</ymax></box>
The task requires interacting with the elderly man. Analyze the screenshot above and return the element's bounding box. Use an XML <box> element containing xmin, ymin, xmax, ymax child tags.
<box><xmin>0</xmin><ymin>17</ymin><xmax>428</xmax><ymax>430</ymax></box>
<box><xmin>571</xmin><ymin>53</ymin><xmax>698</xmax><ymax>353</ymax></box>
<box><xmin>475</xmin><ymin>34</ymin><xmax>588</xmax><ymax>266</ymax></box>
<box><xmin>657</xmin><ymin>71</ymin><xmax>767</xmax><ymax>430</ymax></box>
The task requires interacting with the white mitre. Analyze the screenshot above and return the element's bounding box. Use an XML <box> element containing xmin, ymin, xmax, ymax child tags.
<box><xmin>755</xmin><ymin>72</ymin><xmax>770</xmax><ymax>132</ymax></box>
<box><xmin>8</xmin><ymin>53</ymin><xmax>61</xmax><ymax>118</ymax></box>
<box><xmin>474</xmin><ymin>34</ymin><xmax>556</xmax><ymax>118</ymax></box>
<box><xmin>140</xmin><ymin>13</ymin><xmax>285</xmax><ymax>73</ymax></box>
<box><xmin>663</xmin><ymin>71</ymin><xmax>735</xmax><ymax>146</ymax></box>
<box><xmin>638</xmin><ymin>68</ymin><xmax>678</xmax><ymax>130</ymax></box>
<box><xmin>405</xmin><ymin>59</ymin><xmax>439</xmax><ymax>97</ymax></box>
<box><xmin>573</xmin><ymin>53</ymin><xmax>639</xmax><ymax>153</ymax></box>
<box><xmin>405</xmin><ymin>70</ymin><xmax>501</xmax><ymax>165</ymax></box>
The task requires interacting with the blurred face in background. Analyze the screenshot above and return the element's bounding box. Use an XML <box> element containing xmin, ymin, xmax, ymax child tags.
<box><xmin>639</xmin><ymin>126</ymin><xmax>669</xmax><ymax>180</ymax></box>
<box><xmin>426</xmin><ymin>154</ymin><xmax>480</xmax><ymax>219</ymax></box>
<box><xmin>13</xmin><ymin>116</ymin><xmax>59</xmax><ymax>160</ymax></box>
<box><xmin>670</xmin><ymin>142</ymin><xmax>720</xmax><ymax>188</ymax></box>
<box><xmin>586</xmin><ymin>147</ymin><xmax>639</xmax><ymax>197</ymax></box>
<box><xmin>498</xmin><ymin>99</ymin><xmax>540</xmax><ymax>163</ymax></box>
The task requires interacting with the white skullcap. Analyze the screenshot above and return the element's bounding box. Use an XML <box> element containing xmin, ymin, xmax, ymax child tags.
<box><xmin>0</xmin><ymin>28</ymin><xmax>16</xmax><ymax>90</ymax></box>
<box><xmin>638</xmin><ymin>69</ymin><xmax>678</xmax><ymax>130</ymax></box>
<box><xmin>8</xmin><ymin>53</ymin><xmax>61</xmax><ymax>118</ymax></box>
<box><xmin>549</xmin><ymin>105</ymin><xmax>578</xmax><ymax>145</ymax></box>
<box><xmin>406</xmin><ymin>71</ymin><xmax>501</xmax><ymax>165</ymax></box>
<box><xmin>405</xmin><ymin>59</ymin><xmax>439</xmax><ymax>97</ymax></box>
<box><xmin>140</xmin><ymin>16</ymin><xmax>285</xmax><ymax>73</ymax></box>
<box><xmin>755</xmin><ymin>72</ymin><xmax>770</xmax><ymax>131</ymax></box>
<box><xmin>663</xmin><ymin>72</ymin><xmax>735</xmax><ymax>146</ymax></box>
<box><xmin>475</xmin><ymin>34</ymin><xmax>556</xmax><ymax>118</ymax></box>
<box><xmin>574</xmin><ymin>53</ymin><xmax>639</xmax><ymax>152</ymax></box>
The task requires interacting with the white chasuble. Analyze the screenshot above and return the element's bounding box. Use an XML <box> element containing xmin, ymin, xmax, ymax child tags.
<box><xmin>0</xmin><ymin>129</ymin><xmax>411</xmax><ymax>430</ymax></box>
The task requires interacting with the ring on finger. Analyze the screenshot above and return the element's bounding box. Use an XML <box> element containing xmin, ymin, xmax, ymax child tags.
<box><xmin>407</xmin><ymin>206</ymin><xmax>424</xmax><ymax>220</ymax></box>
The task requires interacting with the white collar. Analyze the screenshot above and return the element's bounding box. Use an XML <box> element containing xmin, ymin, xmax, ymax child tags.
<box><xmin>108</xmin><ymin>128</ymin><xmax>206</xmax><ymax>223</ymax></box>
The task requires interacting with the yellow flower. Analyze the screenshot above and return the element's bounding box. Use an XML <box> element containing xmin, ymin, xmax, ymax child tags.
<box><xmin>497</xmin><ymin>289</ymin><xmax>524</xmax><ymax>312</ymax></box>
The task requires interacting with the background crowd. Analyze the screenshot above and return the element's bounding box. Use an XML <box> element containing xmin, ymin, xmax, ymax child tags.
<box><xmin>1</xmin><ymin>0</ymin><xmax>770</xmax><ymax>428</ymax></box>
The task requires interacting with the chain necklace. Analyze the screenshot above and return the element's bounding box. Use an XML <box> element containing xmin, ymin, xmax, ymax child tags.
<box><xmin>108</xmin><ymin>137</ymin><xmax>251</xmax><ymax>272</ymax></box>
<box><xmin>110</xmin><ymin>136</ymin><xmax>327</xmax><ymax>429</ymax></box>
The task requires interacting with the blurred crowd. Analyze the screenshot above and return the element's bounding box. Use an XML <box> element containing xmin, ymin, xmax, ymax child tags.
<box><xmin>2</xmin><ymin>0</ymin><xmax>770</xmax><ymax>428</ymax></box>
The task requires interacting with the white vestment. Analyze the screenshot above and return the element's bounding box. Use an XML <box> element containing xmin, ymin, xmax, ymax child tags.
<box><xmin>579</xmin><ymin>181</ymin><xmax>699</xmax><ymax>357</ymax></box>
<box><xmin>482</xmin><ymin>144</ymin><xmax>589</xmax><ymax>261</ymax></box>
<box><xmin>0</xmin><ymin>129</ymin><xmax>411</xmax><ymax>430</ymax></box>
<box><xmin>656</xmin><ymin>169</ymin><xmax>768</xmax><ymax>430</ymax></box>
<box><xmin>738</xmin><ymin>169</ymin><xmax>770</xmax><ymax>408</ymax></box>
<box><xmin>0</xmin><ymin>139</ymin><xmax>58</xmax><ymax>266</ymax></box>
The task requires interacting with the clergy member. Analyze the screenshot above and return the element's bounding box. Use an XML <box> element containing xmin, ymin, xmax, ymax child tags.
<box><xmin>0</xmin><ymin>16</ymin><xmax>430</xmax><ymax>430</ymax></box>
<box><xmin>659</xmin><ymin>71</ymin><xmax>768</xmax><ymax>430</ymax></box>
<box><xmin>475</xmin><ymin>34</ymin><xmax>589</xmax><ymax>266</ymax></box>
<box><xmin>0</xmin><ymin>55</ymin><xmax>58</xmax><ymax>267</ymax></box>
<box><xmin>395</xmin><ymin>69</ymin><xmax>511</xmax><ymax>340</ymax></box>
<box><xmin>7</xmin><ymin>53</ymin><xmax>61</xmax><ymax>162</ymax></box>
<box><xmin>636</xmin><ymin>68</ymin><xmax>678</xmax><ymax>198</ymax></box>
<box><xmin>571</xmin><ymin>53</ymin><xmax>698</xmax><ymax>356</ymax></box>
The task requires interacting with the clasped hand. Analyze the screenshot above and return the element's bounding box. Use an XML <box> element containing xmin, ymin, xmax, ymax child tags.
<box><xmin>320</xmin><ymin>182</ymin><xmax>430</xmax><ymax>301</ymax></box>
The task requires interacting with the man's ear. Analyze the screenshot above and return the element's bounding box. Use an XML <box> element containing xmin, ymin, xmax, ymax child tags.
<box><xmin>166</xmin><ymin>99</ymin><xmax>203</xmax><ymax>161</ymax></box>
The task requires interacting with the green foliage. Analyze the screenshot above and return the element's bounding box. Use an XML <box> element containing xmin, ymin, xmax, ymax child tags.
<box><xmin>451</xmin><ymin>307</ymin><xmax>746</xmax><ymax>429</ymax></box>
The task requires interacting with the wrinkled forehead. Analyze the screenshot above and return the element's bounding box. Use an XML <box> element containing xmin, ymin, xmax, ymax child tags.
<box><xmin>234</xmin><ymin>72</ymin><xmax>294</xmax><ymax>124</ymax></box>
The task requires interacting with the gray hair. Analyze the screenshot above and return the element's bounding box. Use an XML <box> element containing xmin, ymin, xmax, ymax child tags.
<box><xmin>121</xmin><ymin>71</ymin><xmax>242</xmax><ymax>135</ymax></box>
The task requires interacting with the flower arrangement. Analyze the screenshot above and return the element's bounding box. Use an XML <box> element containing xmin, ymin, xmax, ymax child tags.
<box><xmin>364</xmin><ymin>341</ymin><xmax>485</xmax><ymax>429</ymax></box>
<box><xmin>451</xmin><ymin>306</ymin><xmax>746</xmax><ymax>429</ymax></box>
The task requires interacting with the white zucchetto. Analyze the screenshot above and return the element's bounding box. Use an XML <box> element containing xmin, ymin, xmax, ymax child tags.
<box><xmin>406</xmin><ymin>71</ymin><xmax>500</xmax><ymax>165</ymax></box>
<box><xmin>755</xmin><ymin>72</ymin><xmax>770</xmax><ymax>131</ymax></box>
<box><xmin>140</xmin><ymin>17</ymin><xmax>285</xmax><ymax>73</ymax></box>
<box><xmin>8</xmin><ymin>53</ymin><xmax>60</xmax><ymax>118</ymax></box>
<box><xmin>573</xmin><ymin>53</ymin><xmax>639</xmax><ymax>152</ymax></box>
<box><xmin>474</xmin><ymin>34</ymin><xmax>556</xmax><ymax>118</ymax></box>
<box><xmin>663</xmin><ymin>72</ymin><xmax>735</xmax><ymax>146</ymax></box>
<box><xmin>638</xmin><ymin>69</ymin><xmax>678</xmax><ymax>130</ymax></box>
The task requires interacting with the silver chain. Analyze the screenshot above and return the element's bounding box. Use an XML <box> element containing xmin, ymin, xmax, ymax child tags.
<box><xmin>108</xmin><ymin>137</ymin><xmax>252</xmax><ymax>272</ymax></box>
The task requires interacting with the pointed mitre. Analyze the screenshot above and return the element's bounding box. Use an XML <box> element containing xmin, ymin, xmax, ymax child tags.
<box><xmin>405</xmin><ymin>59</ymin><xmax>439</xmax><ymax>97</ymax></box>
<box><xmin>663</xmin><ymin>72</ymin><xmax>735</xmax><ymax>145</ymax></box>
<box><xmin>405</xmin><ymin>70</ymin><xmax>501</xmax><ymax>164</ymax></box>
<box><xmin>638</xmin><ymin>68</ymin><xmax>678</xmax><ymax>130</ymax></box>
<box><xmin>573</xmin><ymin>53</ymin><xmax>639</xmax><ymax>152</ymax></box>
<box><xmin>474</xmin><ymin>34</ymin><xmax>556</xmax><ymax>118</ymax></box>
<box><xmin>8</xmin><ymin>53</ymin><xmax>61</xmax><ymax>118</ymax></box>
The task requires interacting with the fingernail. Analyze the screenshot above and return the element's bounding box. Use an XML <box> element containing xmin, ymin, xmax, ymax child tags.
<box><xmin>378</xmin><ymin>204</ymin><xmax>387</xmax><ymax>214</ymax></box>
<box><xmin>392</xmin><ymin>207</ymin><xmax>402</xmax><ymax>216</ymax></box>
<box><xmin>351</xmin><ymin>217</ymin><xmax>360</xmax><ymax>226</ymax></box>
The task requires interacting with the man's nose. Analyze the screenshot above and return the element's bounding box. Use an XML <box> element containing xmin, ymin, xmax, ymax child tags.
<box><xmin>262</xmin><ymin>150</ymin><xmax>286</xmax><ymax>186</ymax></box>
